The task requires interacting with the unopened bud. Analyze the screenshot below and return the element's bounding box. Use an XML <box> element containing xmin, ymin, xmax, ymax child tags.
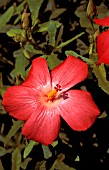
<box><xmin>86</xmin><ymin>0</ymin><xmax>97</xmax><ymax>20</ymax></box>
<box><xmin>21</xmin><ymin>9</ymin><xmax>30</xmax><ymax>29</ymax></box>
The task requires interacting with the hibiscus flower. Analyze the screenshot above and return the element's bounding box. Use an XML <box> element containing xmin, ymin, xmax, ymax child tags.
<box><xmin>94</xmin><ymin>16</ymin><xmax>109</xmax><ymax>64</ymax></box>
<box><xmin>2</xmin><ymin>56</ymin><xmax>100</xmax><ymax>145</ymax></box>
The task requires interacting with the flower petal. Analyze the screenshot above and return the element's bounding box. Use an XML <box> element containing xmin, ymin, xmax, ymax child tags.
<box><xmin>94</xmin><ymin>16</ymin><xmax>109</xmax><ymax>26</ymax></box>
<box><xmin>98</xmin><ymin>48</ymin><xmax>109</xmax><ymax>64</ymax></box>
<box><xmin>22</xmin><ymin>57</ymin><xmax>51</xmax><ymax>91</ymax></box>
<box><xmin>59</xmin><ymin>90</ymin><xmax>100</xmax><ymax>131</ymax></box>
<box><xmin>97</xmin><ymin>31</ymin><xmax>109</xmax><ymax>64</ymax></box>
<box><xmin>22</xmin><ymin>106</ymin><xmax>60</xmax><ymax>145</ymax></box>
<box><xmin>2</xmin><ymin>86</ymin><xmax>40</xmax><ymax>120</ymax></box>
<box><xmin>51</xmin><ymin>56</ymin><xmax>88</xmax><ymax>91</ymax></box>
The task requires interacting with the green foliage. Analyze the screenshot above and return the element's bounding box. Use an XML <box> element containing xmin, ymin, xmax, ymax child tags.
<box><xmin>7</xmin><ymin>28</ymin><xmax>23</xmax><ymax>37</ymax></box>
<box><xmin>14</xmin><ymin>1</ymin><xmax>27</xmax><ymax>24</ymax></box>
<box><xmin>0</xmin><ymin>6</ymin><xmax>14</xmax><ymax>30</ymax></box>
<box><xmin>98</xmin><ymin>111</ymin><xmax>107</xmax><ymax>119</ymax></box>
<box><xmin>42</xmin><ymin>145</ymin><xmax>52</xmax><ymax>159</ymax></box>
<box><xmin>23</xmin><ymin>140</ymin><xmax>38</xmax><ymax>158</ymax></box>
<box><xmin>0</xmin><ymin>146</ymin><xmax>12</xmax><ymax>157</ymax></box>
<box><xmin>14</xmin><ymin>1</ymin><xmax>26</xmax><ymax>16</ymax></box>
<box><xmin>75</xmin><ymin>2</ymin><xmax>109</xmax><ymax>32</ymax></box>
<box><xmin>38</xmin><ymin>20</ymin><xmax>61</xmax><ymax>32</ymax></box>
<box><xmin>20</xmin><ymin>158</ymin><xmax>32</xmax><ymax>169</ymax></box>
<box><xmin>92</xmin><ymin>64</ymin><xmax>109</xmax><ymax>95</ymax></box>
<box><xmin>24</xmin><ymin>44</ymin><xmax>43</xmax><ymax>55</ymax></box>
<box><xmin>51</xmin><ymin>140</ymin><xmax>58</xmax><ymax>147</ymax></box>
<box><xmin>4</xmin><ymin>120</ymin><xmax>24</xmax><ymax>146</ymax></box>
<box><xmin>50</xmin><ymin>8</ymin><xmax>66</xmax><ymax>20</ymax></box>
<box><xmin>12</xmin><ymin>148</ymin><xmax>21</xmax><ymax>170</ymax></box>
<box><xmin>46</xmin><ymin>54</ymin><xmax>61</xmax><ymax>70</ymax></box>
<box><xmin>48</xmin><ymin>21</ymin><xmax>57</xmax><ymax>46</ymax></box>
<box><xmin>75</xmin><ymin>5</ymin><xmax>93</xmax><ymax>30</ymax></box>
<box><xmin>0</xmin><ymin>0</ymin><xmax>109</xmax><ymax>169</ymax></box>
<box><xmin>10</xmin><ymin>50</ymin><xmax>29</xmax><ymax>80</ymax></box>
<box><xmin>27</xmin><ymin>0</ymin><xmax>44</xmax><ymax>27</ymax></box>
<box><xmin>56</xmin><ymin>32</ymin><xmax>85</xmax><ymax>49</ymax></box>
<box><xmin>65</xmin><ymin>50</ymin><xmax>95</xmax><ymax>65</ymax></box>
<box><xmin>0</xmin><ymin>73</ymin><xmax>10</xmax><ymax>97</ymax></box>
<box><xmin>49</xmin><ymin>153</ymin><xmax>76</xmax><ymax>170</ymax></box>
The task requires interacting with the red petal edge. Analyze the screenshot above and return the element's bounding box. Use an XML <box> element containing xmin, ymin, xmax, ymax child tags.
<box><xmin>2</xmin><ymin>86</ymin><xmax>40</xmax><ymax>120</ymax></box>
<box><xmin>94</xmin><ymin>16</ymin><xmax>109</xmax><ymax>26</ymax></box>
<box><xmin>59</xmin><ymin>90</ymin><xmax>100</xmax><ymax>131</ymax></box>
<box><xmin>97</xmin><ymin>30</ymin><xmax>109</xmax><ymax>64</ymax></box>
<box><xmin>22</xmin><ymin>57</ymin><xmax>51</xmax><ymax>91</ymax></box>
<box><xmin>22</xmin><ymin>106</ymin><xmax>60</xmax><ymax>145</ymax></box>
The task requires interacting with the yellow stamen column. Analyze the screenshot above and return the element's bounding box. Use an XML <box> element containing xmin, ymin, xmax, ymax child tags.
<box><xmin>47</xmin><ymin>89</ymin><xmax>57</xmax><ymax>101</ymax></box>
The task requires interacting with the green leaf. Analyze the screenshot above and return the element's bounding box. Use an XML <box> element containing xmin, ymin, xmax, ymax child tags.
<box><xmin>0</xmin><ymin>147</ymin><xmax>7</xmax><ymax>157</ymax></box>
<box><xmin>14</xmin><ymin>1</ymin><xmax>26</xmax><ymax>15</ymax></box>
<box><xmin>4</xmin><ymin>120</ymin><xmax>24</xmax><ymax>146</ymax></box>
<box><xmin>98</xmin><ymin>111</ymin><xmax>107</xmax><ymax>119</ymax></box>
<box><xmin>38</xmin><ymin>21</ymin><xmax>61</xmax><ymax>32</ymax></box>
<box><xmin>75</xmin><ymin>3</ymin><xmax>108</xmax><ymax>30</ymax></box>
<box><xmin>42</xmin><ymin>145</ymin><xmax>52</xmax><ymax>159</ymax></box>
<box><xmin>55</xmin><ymin>24</ymin><xmax>63</xmax><ymax>47</ymax></box>
<box><xmin>14</xmin><ymin>16</ymin><xmax>21</xmax><ymax>25</ymax></box>
<box><xmin>7</xmin><ymin>28</ymin><xmax>23</xmax><ymax>37</ymax></box>
<box><xmin>24</xmin><ymin>44</ymin><xmax>43</xmax><ymax>54</ymax></box>
<box><xmin>22</xmin><ymin>49</ymin><xmax>30</xmax><ymax>59</ymax></box>
<box><xmin>0</xmin><ymin>72</ymin><xmax>10</xmax><ymax>98</ymax></box>
<box><xmin>97</xmin><ymin>2</ymin><xmax>109</xmax><ymax>18</ymax></box>
<box><xmin>51</xmin><ymin>140</ymin><xmax>58</xmax><ymax>147</ymax></box>
<box><xmin>23</xmin><ymin>140</ymin><xmax>38</xmax><ymax>159</ymax></box>
<box><xmin>92</xmin><ymin>64</ymin><xmax>109</xmax><ymax>94</ymax></box>
<box><xmin>20</xmin><ymin>158</ymin><xmax>32</xmax><ymax>170</ymax></box>
<box><xmin>35</xmin><ymin>160</ymin><xmax>46</xmax><ymax>170</ymax></box>
<box><xmin>56</xmin><ymin>32</ymin><xmax>84</xmax><ymax>49</ymax></box>
<box><xmin>75</xmin><ymin>155</ymin><xmax>80</xmax><ymax>162</ymax></box>
<box><xmin>75</xmin><ymin>5</ymin><xmax>86</xmax><ymax>19</ymax></box>
<box><xmin>25</xmin><ymin>66</ymin><xmax>31</xmax><ymax>78</ymax></box>
<box><xmin>27</xmin><ymin>0</ymin><xmax>44</xmax><ymax>26</ymax></box>
<box><xmin>76</xmin><ymin>38</ymin><xmax>89</xmax><ymax>55</ymax></box>
<box><xmin>12</xmin><ymin>148</ymin><xmax>21</xmax><ymax>170</ymax></box>
<box><xmin>12</xmin><ymin>1</ymin><xmax>27</xmax><ymax>25</ymax></box>
<box><xmin>10</xmin><ymin>49</ymin><xmax>29</xmax><ymax>79</ymax></box>
<box><xmin>46</xmin><ymin>54</ymin><xmax>61</xmax><ymax>70</ymax></box>
<box><xmin>0</xmin><ymin>99</ymin><xmax>6</xmax><ymax>114</ymax></box>
<box><xmin>48</xmin><ymin>21</ymin><xmax>57</xmax><ymax>47</ymax></box>
<box><xmin>13</xmin><ymin>0</ymin><xmax>27</xmax><ymax>25</ymax></box>
<box><xmin>0</xmin><ymin>85</ymin><xmax>10</xmax><ymax>98</ymax></box>
<box><xmin>0</xmin><ymin>147</ymin><xmax>13</xmax><ymax>157</ymax></box>
<box><xmin>65</xmin><ymin>50</ymin><xmax>94</xmax><ymax>65</ymax></box>
<box><xmin>0</xmin><ymin>5</ymin><xmax>14</xmax><ymax>30</ymax></box>
<box><xmin>50</xmin><ymin>8</ymin><xmax>66</xmax><ymax>20</ymax></box>
<box><xmin>80</xmin><ymin>17</ymin><xmax>93</xmax><ymax>29</ymax></box>
<box><xmin>75</xmin><ymin>5</ymin><xmax>94</xmax><ymax>29</ymax></box>
<box><xmin>49</xmin><ymin>154</ymin><xmax>76</xmax><ymax>170</ymax></box>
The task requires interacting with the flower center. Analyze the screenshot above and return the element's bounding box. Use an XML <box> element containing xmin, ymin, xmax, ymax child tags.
<box><xmin>47</xmin><ymin>84</ymin><xmax>62</xmax><ymax>101</ymax></box>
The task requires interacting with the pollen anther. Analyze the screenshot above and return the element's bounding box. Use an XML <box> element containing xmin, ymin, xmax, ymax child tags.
<box><xmin>47</xmin><ymin>84</ymin><xmax>62</xmax><ymax>101</ymax></box>
<box><xmin>47</xmin><ymin>89</ymin><xmax>57</xmax><ymax>100</ymax></box>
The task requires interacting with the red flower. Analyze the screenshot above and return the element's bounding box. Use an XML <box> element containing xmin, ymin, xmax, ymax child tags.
<box><xmin>2</xmin><ymin>56</ymin><xmax>100</xmax><ymax>145</ymax></box>
<box><xmin>94</xmin><ymin>16</ymin><xmax>109</xmax><ymax>64</ymax></box>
